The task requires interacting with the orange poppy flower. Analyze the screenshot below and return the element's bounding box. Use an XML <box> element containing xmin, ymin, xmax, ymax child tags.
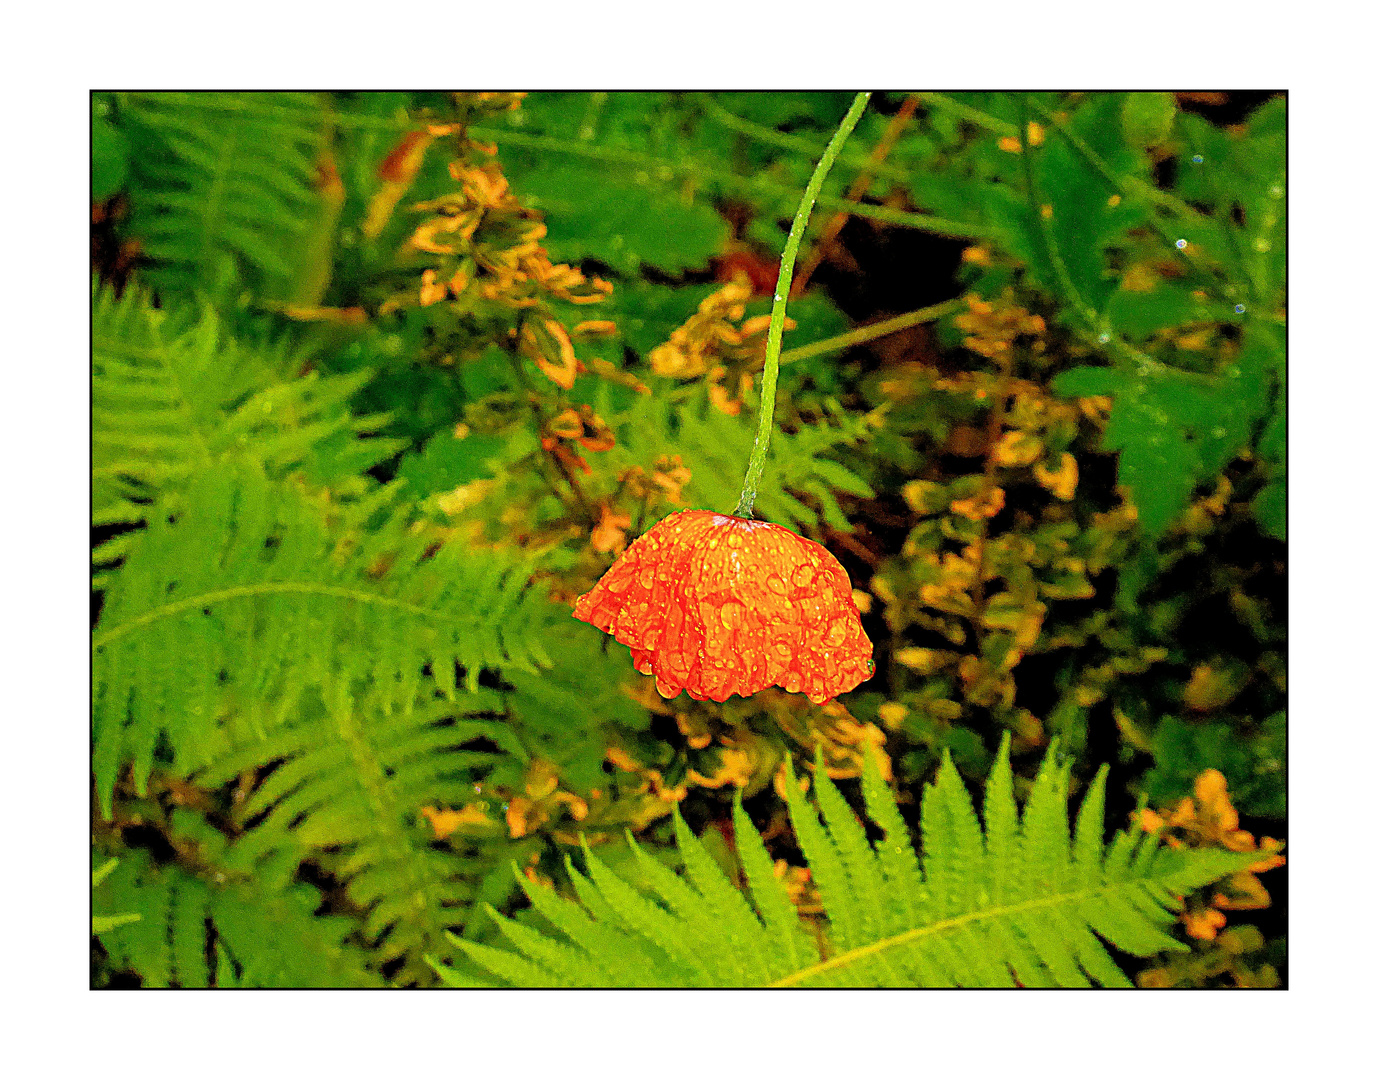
<box><xmin>572</xmin><ymin>510</ymin><xmax>874</xmax><ymax>704</ymax></box>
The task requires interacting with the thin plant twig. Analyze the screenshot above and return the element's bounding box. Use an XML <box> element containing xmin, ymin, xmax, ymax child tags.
<box><xmin>767</xmin><ymin>298</ymin><xmax>966</xmax><ymax>371</ymax></box>
<box><xmin>968</xmin><ymin>354</ymin><xmax>1013</xmax><ymax>644</ymax></box>
<box><xmin>791</xmin><ymin>95</ymin><xmax>922</xmax><ymax>299</ymax></box>
<box><xmin>698</xmin><ymin>95</ymin><xmax>910</xmax><ymax>184</ymax></box>
<box><xmin>460</xmin><ymin>126</ymin><xmax>991</xmax><ymax>240</ymax></box>
<box><xmin>915</xmin><ymin>92</ymin><xmax>1018</xmax><ymax>136</ymax></box>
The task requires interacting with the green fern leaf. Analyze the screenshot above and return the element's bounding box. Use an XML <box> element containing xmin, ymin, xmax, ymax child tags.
<box><xmin>509</xmin><ymin>162</ymin><xmax>729</xmax><ymax>276</ymax></box>
<box><xmin>93</xmin><ymin>848</ymin><xmax>378</xmax><ymax>988</ymax></box>
<box><xmin>730</xmin><ymin>794</ymin><xmax>817</xmax><ymax>973</ymax></box>
<box><xmin>91</xmin><ymin>466</ymin><xmax>555</xmax><ymax>815</ymax></box>
<box><xmin>190</xmin><ymin>687</ymin><xmax>526</xmax><ymax>980</ymax></box>
<box><xmin>490</xmin><ymin>93</ymin><xmax>731</xmax><ymax>275</ymax></box>
<box><xmin>92</xmin><ymin>282</ymin><xmax>401</xmax><ymax>570</ymax></box>
<box><xmin>610</xmin><ymin>388</ymin><xmax>874</xmax><ymax>532</ymax></box>
<box><xmin>447</xmin><ymin>738</ymin><xmax>1268</xmax><ymax>987</ymax></box>
<box><xmin>497</xmin><ymin>621</ymin><xmax>653</xmax><ymax>793</ymax></box>
<box><xmin>118</xmin><ymin>92</ymin><xmax>328</xmax><ymax>295</ymax></box>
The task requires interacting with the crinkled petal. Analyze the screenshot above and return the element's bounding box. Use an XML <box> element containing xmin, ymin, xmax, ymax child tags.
<box><xmin>573</xmin><ymin>510</ymin><xmax>874</xmax><ymax>704</ymax></box>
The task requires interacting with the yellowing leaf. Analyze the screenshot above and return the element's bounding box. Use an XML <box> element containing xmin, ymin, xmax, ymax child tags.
<box><xmin>1033</xmin><ymin>452</ymin><xmax>1078</xmax><ymax>500</ymax></box>
<box><xmin>950</xmin><ymin>486</ymin><xmax>1005</xmax><ymax>521</ymax></box>
<box><xmin>420</xmin><ymin>804</ymin><xmax>490</xmax><ymax>840</ymax></box>
<box><xmin>901</xmin><ymin>480</ymin><xmax>947</xmax><ymax>515</ymax></box>
<box><xmin>895</xmin><ymin>647</ymin><xmax>947</xmax><ymax>673</ymax></box>
<box><xmin>522</xmin><ymin>318</ymin><xmax>579</xmax><ymax>389</ymax></box>
<box><xmin>877</xmin><ymin>701</ymin><xmax>910</xmax><ymax>728</ymax></box>
<box><xmin>992</xmin><ymin>430</ymin><xmax>1043</xmax><ymax>467</ymax></box>
<box><xmin>1184</xmin><ymin>664</ymin><xmax>1246</xmax><ymax>712</ymax></box>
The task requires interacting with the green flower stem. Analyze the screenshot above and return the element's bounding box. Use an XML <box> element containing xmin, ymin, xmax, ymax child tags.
<box><xmin>733</xmin><ymin>92</ymin><xmax>871</xmax><ymax>519</ymax></box>
<box><xmin>775</xmin><ymin>298</ymin><xmax>966</xmax><ymax>368</ymax></box>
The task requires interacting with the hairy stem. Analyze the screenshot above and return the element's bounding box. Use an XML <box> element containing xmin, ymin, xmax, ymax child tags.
<box><xmin>733</xmin><ymin>92</ymin><xmax>872</xmax><ymax>519</ymax></box>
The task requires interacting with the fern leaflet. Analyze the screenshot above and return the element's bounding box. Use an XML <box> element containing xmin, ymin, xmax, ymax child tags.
<box><xmin>118</xmin><ymin>91</ymin><xmax>328</xmax><ymax>295</ymax></box>
<box><xmin>609</xmin><ymin>388</ymin><xmax>874</xmax><ymax>532</ymax></box>
<box><xmin>189</xmin><ymin>689</ymin><xmax>524</xmax><ymax>980</ymax></box>
<box><xmin>93</xmin><ymin>848</ymin><xmax>379</xmax><ymax>988</ymax></box>
<box><xmin>92</xmin><ymin>466</ymin><xmax>555</xmax><ymax>816</ymax></box>
<box><xmin>92</xmin><ymin>282</ymin><xmax>401</xmax><ymax>572</ymax></box>
<box><xmin>435</xmin><ymin>739</ymin><xmax>1266</xmax><ymax>987</ymax></box>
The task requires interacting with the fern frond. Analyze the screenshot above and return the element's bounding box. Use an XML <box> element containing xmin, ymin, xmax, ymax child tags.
<box><xmin>610</xmin><ymin>389</ymin><xmax>874</xmax><ymax>531</ymax></box>
<box><xmin>118</xmin><ymin>91</ymin><xmax>328</xmax><ymax>295</ymax></box>
<box><xmin>497</xmin><ymin>620</ymin><xmax>655</xmax><ymax>791</ymax></box>
<box><xmin>445</xmin><ymin>739</ymin><xmax>1267</xmax><ymax>987</ymax></box>
<box><xmin>182</xmin><ymin>688</ymin><xmax>521</xmax><ymax>980</ymax></box>
<box><xmin>91</xmin><ymin>857</ymin><xmax>141</xmax><ymax>934</ymax></box>
<box><xmin>91</xmin><ymin>466</ymin><xmax>555</xmax><ymax>815</ymax></box>
<box><xmin>92</xmin><ymin>282</ymin><xmax>400</xmax><ymax>571</ymax></box>
<box><xmin>93</xmin><ymin>848</ymin><xmax>378</xmax><ymax>988</ymax></box>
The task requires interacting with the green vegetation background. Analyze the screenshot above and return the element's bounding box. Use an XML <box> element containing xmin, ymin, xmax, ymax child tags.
<box><xmin>91</xmin><ymin>91</ymin><xmax>1285</xmax><ymax>988</ymax></box>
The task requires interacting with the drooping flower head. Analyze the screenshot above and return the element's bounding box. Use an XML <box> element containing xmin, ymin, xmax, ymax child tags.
<box><xmin>573</xmin><ymin>510</ymin><xmax>874</xmax><ymax>704</ymax></box>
